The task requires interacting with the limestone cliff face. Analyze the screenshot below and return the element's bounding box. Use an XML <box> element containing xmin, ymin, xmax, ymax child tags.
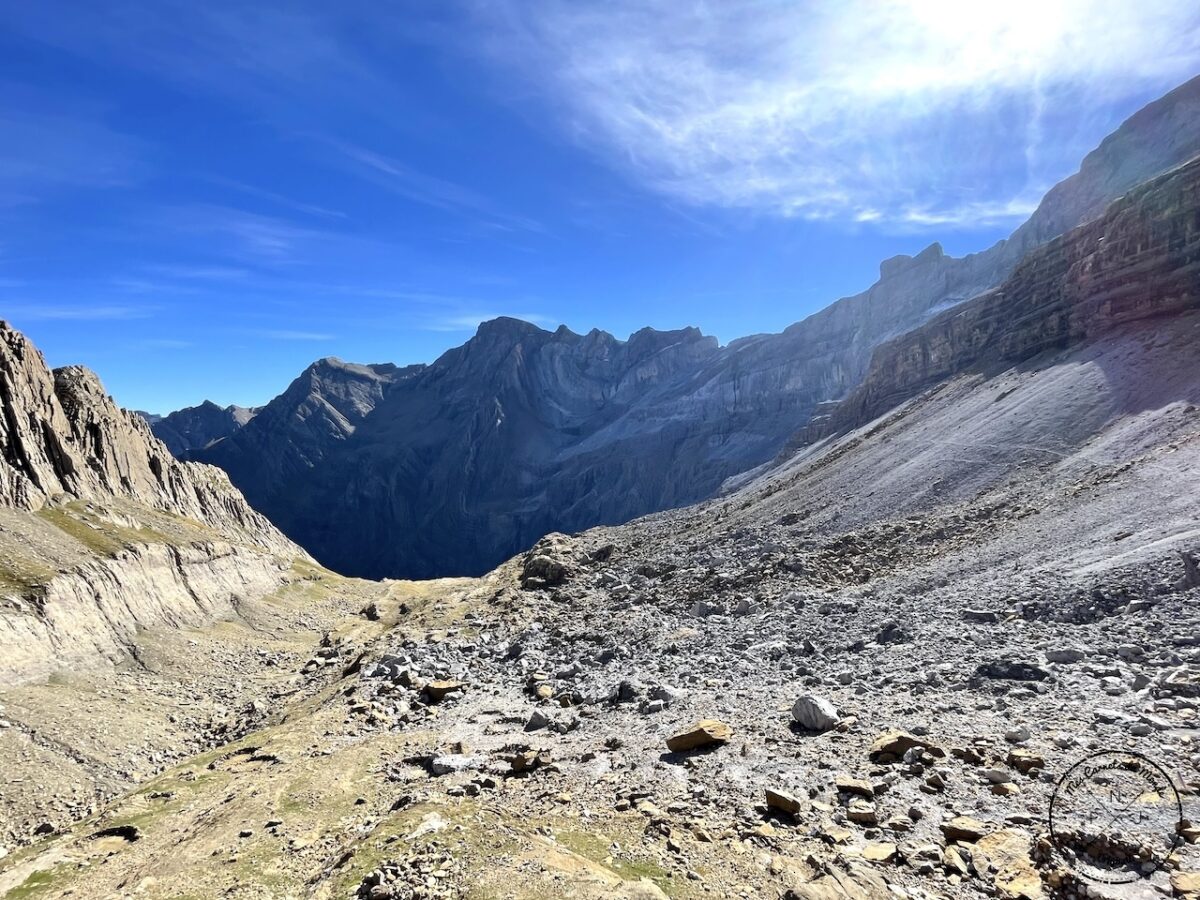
<box><xmin>0</xmin><ymin>541</ymin><xmax>292</xmax><ymax>683</ymax></box>
<box><xmin>0</xmin><ymin>323</ymin><xmax>307</xmax><ymax>684</ymax></box>
<box><xmin>1001</xmin><ymin>74</ymin><xmax>1200</xmax><ymax>263</ymax></box>
<box><xmin>723</xmin><ymin>74</ymin><xmax>1200</xmax><ymax>415</ymax></box>
<box><xmin>810</xmin><ymin>155</ymin><xmax>1200</xmax><ymax>439</ymax></box>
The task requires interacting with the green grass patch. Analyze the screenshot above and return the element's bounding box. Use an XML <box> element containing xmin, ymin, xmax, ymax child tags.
<box><xmin>36</xmin><ymin>506</ymin><xmax>170</xmax><ymax>557</ymax></box>
<box><xmin>5</xmin><ymin>864</ymin><xmax>70</xmax><ymax>900</ymax></box>
<box><xmin>0</xmin><ymin>555</ymin><xmax>55</xmax><ymax>596</ymax></box>
<box><xmin>289</xmin><ymin>558</ymin><xmax>333</xmax><ymax>581</ymax></box>
<box><xmin>553</xmin><ymin>827</ymin><xmax>674</xmax><ymax>893</ymax></box>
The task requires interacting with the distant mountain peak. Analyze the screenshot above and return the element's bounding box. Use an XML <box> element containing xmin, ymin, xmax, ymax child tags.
<box><xmin>142</xmin><ymin>398</ymin><xmax>261</xmax><ymax>458</ymax></box>
<box><xmin>474</xmin><ymin>316</ymin><xmax>548</xmax><ymax>340</ymax></box>
<box><xmin>878</xmin><ymin>241</ymin><xmax>946</xmax><ymax>280</ymax></box>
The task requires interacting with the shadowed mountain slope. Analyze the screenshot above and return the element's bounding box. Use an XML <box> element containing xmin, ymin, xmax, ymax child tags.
<box><xmin>139</xmin><ymin>400</ymin><xmax>258</xmax><ymax>457</ymax></box>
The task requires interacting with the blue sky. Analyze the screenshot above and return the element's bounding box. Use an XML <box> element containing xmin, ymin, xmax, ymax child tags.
<box><xmin>2</xmin><ymin>1</ymin><xmax>1198</xmax><ymax>413</ymax></box>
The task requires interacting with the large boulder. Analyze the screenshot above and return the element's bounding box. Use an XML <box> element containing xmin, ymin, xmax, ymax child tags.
<box><xmin>792</xmin><ymin>694</ymin><xmax>840</xmax><ymax>732</ymax></box>
<box><xmin>520</xmin><ymin>533</ymin><xmax>576</xmax><ymax>589</ymax></box>
<box><xmin>869</xmin><ymin>730</ymin><xmax>946</xmax><ymax>762</ymax></box>
<box><xmin>666</xmin><ymin>719</ymin><xmax>732</xmax><ymax>752</ymax></box>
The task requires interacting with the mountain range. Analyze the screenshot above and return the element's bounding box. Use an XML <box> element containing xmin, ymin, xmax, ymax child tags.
<box><xmin>3</xmin><ymin>75</ymin><xmax>1200</xmax><ymax>900</ymax></box>
<box><xmin>148</xmin><ymin>75</ymin><xmax>1200</xmax><ymax>580</ymax></box>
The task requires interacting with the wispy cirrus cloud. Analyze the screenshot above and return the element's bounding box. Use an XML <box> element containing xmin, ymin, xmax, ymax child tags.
<box><xmin>202</xmin><ymin>175</ymin><xmax>349</xmax><ymax>221</ymax></box>
<box><xmin>159</xmin><ymin>204</ymin><xmax>323</xmax><ymax>263</ymax></box>
<box><xmin>258</xmin><ymin>329</ymin><xmax>336</xmax><ymax>341</ymax></box>
<box><xmin>423</xmin><ymin>312</ymin><xmax>557</xmax><ymax>332</ymax></box>
<box><xmin>142</xmin><ymin>264</ymin><xmax>253</xmax><ymax>281</ymax></box>
<box><xmin>3</xmin><ymin>303</ymin><xmax>156</xmax><ymax>321</ymax></box>
<box><xmin>471</xmin><ymin>0</ymin><xmax>1200</xmax><ymax>226</ymax></box>
<box><xmin>6</xmin><ymin>3</ymin><xmax>397</xmax><ymax>117</ymax></box>
<box><xmin>0</xmin><ymin>102</ymin><xmax>146</xmax><ymax>206</ymax></box>
<box><xmin>324</xmin><ymin>138</ymin><xmax>545</xmax><ymax>234</ymax></box>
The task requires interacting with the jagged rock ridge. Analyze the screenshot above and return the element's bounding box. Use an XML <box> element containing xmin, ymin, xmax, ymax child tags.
<box><xmin>0</xmin><ymin>323</ymin><xmax>289</xmax><ymax>550</ymax></box>
<box><xmin>201</xmin><ymin>322</ymin><xmax>750</xmax><ymax>579</ymax></box>
<box><xmin>140</xmin><ymin>400</ymin><xmax>258</xmax><ymax>457</ymax></box>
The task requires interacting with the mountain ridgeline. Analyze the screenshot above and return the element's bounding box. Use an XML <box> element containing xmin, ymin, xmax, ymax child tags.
<box><xmin>138</xmin><ymin>401</ymin><xmax>258</xmax><ymax>458</ymax></box>
<box><xmin>150</xmin><ymin>75</ymin><xmax>1200</xmax><ymax>580</ymax></box>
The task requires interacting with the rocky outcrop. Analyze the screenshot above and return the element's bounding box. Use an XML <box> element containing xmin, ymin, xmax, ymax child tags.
<box><xmin>812</xmin><ymin>153</ymin><xmax>1200</xmax><ymax>439</ymax></box>
<box><xmin>142</xmin><ymin>401</ymin><xmax>257</xmax><ymax>457</ymax></box>
<box><xmin>0</xmin><ymin>541</ymin><xmax>292</xmax><ymax>683</ymax></box>
<box><xmin>0</xmin><ymin>323</ymin><xmax>307</xmax><ymax>683</ymax></box>
<box><xmin>0</xmin><ymin>323</ymin><xmax>291</xmax><ymax>553</ymax></box>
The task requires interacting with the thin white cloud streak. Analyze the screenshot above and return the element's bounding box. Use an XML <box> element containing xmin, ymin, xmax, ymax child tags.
<box><xmin>160</xmin><ymin>204</ymin><xmax>324</xmax><ymax>263</ymax></box>
<box><xmin>473</xmin><ymin>0</ymin><xmax>1200</xmax><ymax>225</ymax></box>
<box><xmin>202</xmin><ymin>176</ymin><xmax>349</xmax><ymax>221</ymax></box>
<box><xmin>259</xmin><ymin>329</ymin><xmax>336</xmax><ymax>341</ymax></box>
<box><xmin>424</xmin><ymin>312</ymin><xmax>557</xmax><ymax>332</ymax></box>
<box><xmin>322</xmin><ymin>137</ymin><xmax>545</xmax><ymax>234</ymax></box>
<box><xmin>143</xmin><ymin>264</ymin><xmax>252</xmax><ymax>281</ymax></box>
<box><xmin>3</xmin><ymin>303</ymin><xmax>156</xmax><ymax>321</ymax></box>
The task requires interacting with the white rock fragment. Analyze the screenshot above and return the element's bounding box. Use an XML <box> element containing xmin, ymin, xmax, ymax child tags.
<box><xmin>792</xmin><ymin>694</ymin><xmax>839</xmax><ymax>732</ymax></box>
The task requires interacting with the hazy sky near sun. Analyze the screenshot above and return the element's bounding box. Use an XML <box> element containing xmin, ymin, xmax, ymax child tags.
<box><xmin>2</xmin><ymin>0</ymin><xmax>1199</xmax><ymax>412</ymax></box>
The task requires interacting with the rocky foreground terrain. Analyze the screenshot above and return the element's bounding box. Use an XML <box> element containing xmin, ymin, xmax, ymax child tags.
<box><xmin>0</xmin><ymin>128</ymin><xmax>1198</xmax><ymax>899</ymax></box>
<box><xmin>150</xmin><ymin>76</ymin><xmax>1200</xmax><ymax>582</ymax></box>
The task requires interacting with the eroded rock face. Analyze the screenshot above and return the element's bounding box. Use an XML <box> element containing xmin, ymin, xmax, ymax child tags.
<box><xmin>180</xmin><ymin>76</ymin><xmax>1200</xmax><ymax>580</ymax></box>
<box><xmin>0</xmin><ymin>323</ymin><xmax>305</xmax><ymax>683</ymax></box>
<box><xmin>0</xmin><ymin>323</ymin><xmax>291</xmax><ymax>553</ymax></box>
<box><xmin>810</xmin><ymin>152</ymin><xmax>1200</xmax><ymax>442</ymax></box>
<box><xmin>0</xmin><ymin>541</ymin><xmax>291</xmax><ymax>683</ymax></box>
